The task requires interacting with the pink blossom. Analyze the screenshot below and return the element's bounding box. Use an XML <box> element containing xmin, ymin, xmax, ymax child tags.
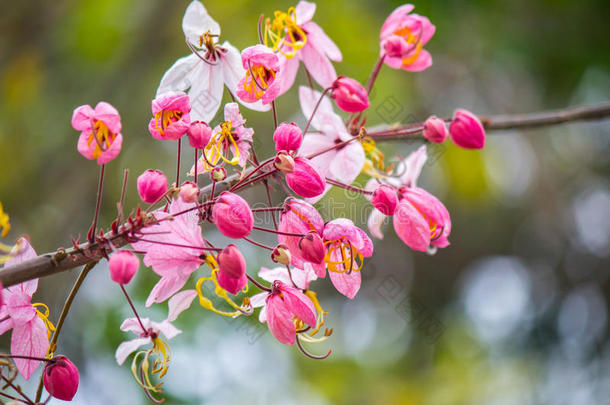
<box><xmin>449</xmin><ymin>109</ymin><xmax>486</xmax><ymax>149</ymax></box>
<box><xmin>322</xmin><ymin>218</ymin><xmax>373</xmax><ymax>299</ymax></box>
<box><xmin>187</xmin><ymin>121</ymin><xmax>212</xmax><ymax>149</ymax></box>
<box><xmin>331</xmin><ymin>76</ymin><xmax>370</xmax><ymax>113</ymax></box>
<box><xmin>298</xmin><ymin>231</ymin><xmax>325</xmax><ymax>265</ymax></box>
<box><xmin>273</xmin><ymin>122</ymin><xmax>303</xmax><ymax>152</ymax></box>
<box><xmin>108</xmin><ymin>251</ymin><xmax>139</xmax><ymax>285</ymax></box>
<box><xmin>72</xmin><ymin>101</ymin><xmax>123</xmax><ymax>165</ymax></box>
<box><xmin>423</xmin><ymin>115</ymin><xmax>448</xmax><ymax>143</ymax></box>
<box><xmin>137</xmin><ymin>169</ymin><xmax>169</xmax><ymax>204</ymax></box>
<box><xmin>278</xmin><ymin>198</ymin><xmax>326</xmax><ymax>277</ymax></box>
<box><xmin>285</xmin><ymin>157</ymin><xmax>326</xmax><ymax>198</ymax></box>
<box><xmin>0</xmin><ymin>238</ymin><xmax>49</xmax><ymax>379</ymax></box>
<box><xmin>179</xmin><ymin>181</ymin><xmax>200</xmax><ymax>203</ymax></box>
<box><xmin>380</xmin><ymin>4</ymin><xmax>436</xmax><ymax>72</ymax></box>
<box><xmin>237</xmin><ymin>45</ymin><xmax>281</xmax><ymax>104</ymax></box>
<box><xmin>216</xmin><ymin>245</ymin><xmax>247</xmax><ymax>295</ymax></box>
<box><xmin>43</xmin><ymin>355</ymin><xmax>79</xmax><ymax>401</ymax></box>
<box><xmin>392</xmin><ymin>198</ymin><xmax>431</xmax><ymax>252</ymax></box>
<box><xmin>131</xmin><ymin>199</ymin><xmax>205</xmax><ymax>307</ymax></box>
<box><xmin>115</xmin><ymin>290</ymin><xmax>197</xmax><ymax>365</ymax></box>
<box><xmin>274</xmin><ymin>1</ymin><xmax>343</xmax><ymax>95</ymax></box>
<box><xmin>297</xmin><ymin>87</ymin><xmax>365</xmax><ymax>202</ymax></box>
<box><xmin>212</xmin><ymin>192</ymin><xmax>254</xmax><ymax>238</ymax></box>
<box><xmin>371</xmin><ymin>185</ymin><xmax>398</xmax><ymax>215</ymax></box>
<box><xmin>148</xmin><ymin>92</ymin><xmax>192</xmax><ymax>141</ymax></box>
<box><xmin>158</xmin><ymin>1</ymin><xmax>270</xmax><ymax>123</ymax></box>
<box><xmin>400</xmin><ymin>187</ymin><xmax>451</xmax><ymax>248</ymax></box>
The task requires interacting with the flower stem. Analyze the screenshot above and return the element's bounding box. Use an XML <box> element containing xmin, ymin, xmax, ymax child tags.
<box><xmin>252</xmin><ymin>225</ymin><xmax>304</xmax><ymax>237</ymax></box>
<box><xmin>176</xmin><ymin>138</ymin><xmax>182</xmax><ymax>187</ymax></box>
<box><xmin>88</xmin><ymin>164</ymin><xmax>106</xmax><ymax>242</ymax></box>
<box><xmin>243</xmin><ymin>236</ymin><xmax>274</xmax><ymax>251</ymax></box>
<box><xmin>326</xmin><ymin>178</ymin><xmax>373</xmax><ymax>195</ymax></box>
<box><xmin>120</xmin><ymin>284</ymin><xmax>147</xmax><ymax>335</ymax></box>
<box><xmin>303</xmin><ymin>87</ymin><xmax>332</xmax><ymax>135</ymax></box>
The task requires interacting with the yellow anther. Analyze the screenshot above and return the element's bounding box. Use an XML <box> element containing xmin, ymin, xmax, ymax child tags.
<box><xmin>87</xmin><ymin>120</ymin><xmax>116</xmax><ymax>159</ymax></box>
<box><xmin>0</xmin><ymin>202</ymin><xmax>10</xmax><ymax>238</ymax></box>
<box><xmin>243</xmin><ymin>64</ymin><xmax>276</xmax><ymax>98</ymax></box>
<box><xmin>131</xmin><ymin>337</ymin><xmax>171</xmax><ymax>398</ymax></box>
<box><xmin>202</xmin><ymin>120</ymin><xmax>241</xmax><ymax>170</ymax></box>
<box><xmin>323</xmin><ymin>239</ymin><xmax>364</xmax><ymax>274</ymax></box>
<box><xmin>154</xmin><ymin>109</ymin><xmax>183</xmax><ymax>137</ymax></box>
<box><xmin>195</xmin><ymin>263</ymin><xmax>250</xmax><ymax>317</ymax></box>
<box><xmin>264</xmin><ymin>7</ymin><xmax>307</xmax><ymax>58</ymax></box>
<box><xmin>393</xmin><ymin>26</ymin><xmax>424</xmax><ymax>66</ymax></box>
<box><xmin>33</xmin><ymin>303</ymin><xmax>56</xmax><ymax>340</ymax></box>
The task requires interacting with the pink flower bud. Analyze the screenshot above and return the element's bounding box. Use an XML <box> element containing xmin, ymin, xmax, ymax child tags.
<box><xmin>422</xmin><ymin>115</ymin><xmax>448</xmax><ymax>143</ymax></box>
<box><xmin>212</xmin><ymin>192</ymin><xmax>254</xmax><ymax>238</ymax></box>
<box><xmin>187</xmin><ymin>121</ymin><xmax>212</xmax><ymax>149</ymax></box>
<box><xmin>382</xmin><ymin>35</ymin><xmax>411</xmax><ymax>58</ymax></box>
<box><xmin>298</xmin><ymin>231</ymin><xmax>325</xmax><ymax>264</ymax></box>
<box><xmin>271</xmin><ymin>245</ymin><xmax>291</xmax><ymax>266</ymax></box>
<box><xmin>372</xmin><ymin>185</ymin><xmax>398</xmax><ymax>215</ymax></box>
<box><xmin>285</xmin><ymin>157</ymin><xmax>326</xmax><ymax>198</ymax></box>
<box><xmin>217</xmin><ymin>244</ymin><xmax>247</xmax><ymax>295</ymax></box>
<box><xmin>210</xmin><ymin>166</ymin><xmax>227</xmax><ymax>182</ymax></box>
<box><xmin>274</xmin><ymin>152</ymin><xmax>295</xmax><ymax>173</ymax></box>
<box><xmin>273</xmin><ymin>122</ymin><xmax>303</xmax><ymax>152</ymax></box>
<box><xmin>108</xmin><ymin>251</ymin><xmax>139</xmax><ymax>285</ymax></box>
<box><xmin>43</xmin><ymin>355</ymin><xmax>79</xmax><ymax>401</ymax></box>
<box><xmin>137</xmin><ymin>169</ymin><xmax>168</xmax><ymax>204</ymax></box>
<box><xmin>179</xmin><ymin>181</ymin><xmax>199</xmax><ymax>203</ymax></box>
<box><xmin>331</xmin><ymin>76</ymin><xmax>370</xmax><ymax>113</ymax></box>
<box><xmin>449</xmin><ymin>109</ymin><xmax>486</xmax><ymax>149</ymax></box>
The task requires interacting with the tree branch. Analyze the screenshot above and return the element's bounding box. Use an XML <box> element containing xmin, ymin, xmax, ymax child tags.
<box><xmin>1</xmin><ymin>101</ymin><xmax>609</xmax><ymax>288</ymax></box>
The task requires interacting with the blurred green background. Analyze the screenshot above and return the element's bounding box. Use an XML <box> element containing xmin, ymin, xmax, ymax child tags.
<box><xmin>1</xmin><ymin>0</ymin><xmax>609</xmax><ymax>404</ymax></box>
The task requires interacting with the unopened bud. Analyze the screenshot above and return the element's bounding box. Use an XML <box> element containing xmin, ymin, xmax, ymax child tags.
<box><xmin>217</xmin><ymin>244</ymin><xmax>247</xmax><ymax>295</ymax></box>
<box><xmin>187</xmin><ymin>121</ymin><xmax>212</xmax><ymax>149</ymax></box>
<box><xmin>274</xmin><ymin>152</ymin><xmax>295</xmax><ymax>173</ymax></box>
<box><xmin>108</xmin><ymin>251</ymin><xmax>139</xmax><ymax>285</ymax></box>
<box><xmin>210</xmin><ymin>166</ymin><xmax>227</xmax><ymax>182</ymax></box>
<box><xmin>137</xmin><ymin>169</ymin><xmax>168</xmax><ymax>204</ymax></box>
<box><xmin>298</xmin><ymin>231</ymin><xmax>325</xmax><ymax>264</ymax></box>
<box><xmin>422</xmin><ymin>115</ymin><xmax>448</xmax><ymax>143</ymax></box>
<box><xmin>271</xmin><ymin>245</ymin><xmax>292</xmax><ymax>265</ymax></box>
<box><xmin>179</xmin><ymin>181</ymin><xmax>200</xmax><ymax>203</ymax></box>
<box><xmin>371</xmin><ymin>185</ymin><xmax>398</xmax><ymax>215</ymax></box>
<box><xmin>43</xmin><ymin>355</ymin><xmax>79</xmax><ymax>401</ymax></box>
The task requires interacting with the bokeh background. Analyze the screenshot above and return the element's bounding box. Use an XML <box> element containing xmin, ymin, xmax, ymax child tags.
<box><xmin>1</xmin><ymin>0</ymin><xmax>610</xmax><ymax>404</ymax></box>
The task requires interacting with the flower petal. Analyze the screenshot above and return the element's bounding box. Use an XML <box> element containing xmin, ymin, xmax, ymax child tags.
<box><xmin>115</xmin><ymin>337</ymin><xmax>151</xmax><ymax>365</ymax></box>
<box><xmin>167</xmin><ymin>289</ymin><xmax>198</xmax><ymax>322</ymax></box>
<box><xmin>329</xmin><ymin>270</ymin><xmax>361</xmax><ymax>299</ymax></box>
<box><xmin>182</xmin><ymin>0</ymin><xmax>221</xmax><ymax>47</ymax></box>
<box><xmin>11</xmin><ymin>316</ymin><xmax>49</xmax><ymax>379</ymax></box>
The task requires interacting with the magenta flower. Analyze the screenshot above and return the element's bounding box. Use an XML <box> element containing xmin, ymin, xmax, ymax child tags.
<box><xmin>158</xmin><ymin>1</ymin><xmax>270</xmax><ymax>122</ymax></box>
<box><xmin>449</xmin><ymin>109</ymin><xmax>486</xmax><ymax>149</ymax></box>
<box><xmin>331</xmin><ymin>76</ymin><xmax>370</xmax><ymax>113</ymax></box>
<box><xmin>399</xmin><ymin>187</ymin><xmax>451</xmax><ymax>249</ymax></box>
<box><xmin>273</xmin><ymin>122</ymin><xmax>303</xmax><ymax>152</ymax></box>
<box><xmin>148</xmin><ymin>92</ymin><xmax>192</xmax><ymax>141</ymax></box>
<box><xmin>212</xmin><ymin>192</ymin><xmax>254</xmax><ymax>239</ymax></box>
<box><xmin>380</xmin><ymin>4</ymin><xmax>436</xmax><ymax>72</ymax></box>
<box><xmin>216</xmin><ymin>244</ymin><xmax>247</xmax><ymax>295</ymax></box>
<box><xmin>423</xmin><ymin>115</ymin><xmax>448</xmax><ymax>143</ymax></box>
<box><xmin>108</xmin><ymin>251</ymin><xmax>139</xmax><ymax>285</ymax></box>
<box><xmin>187</xmin><ymin>121</ymin><xmax>212</xmax><ymax>149</ymax></box>
<box><xmin>271</xmin><ymin>1</ymin><xmax>343</xmax><ymax>95</ymax></box>
<box><xmin>0</xmin><ymin>238</ymin><xmax>49</xmax><ymax>379</ymax></box>
<box><xmin>43</xmin><ymin>355</ymin><xmax>80</xmax><ymax>401</ymax></box>
<box><xmin>72</xmin><ymin>101</ymin><xmax>123</xmax><ymax>164</ymax></box>
<box><xmin>237</xmin><ymin>45</ymin><xmax>281</xmax><ymax>104</ymax></box>
<box><xmin>131</xmin><ymin>199</ymin><xmax>205</xmax><ymax>307</ymax></box>
<box><xmin>137</xmin><ymin>169</ymin><xmax>169</xmax><ymax>204</ymax></box>
<box><xmin>285</xmin><ymin>157</ymin><xmax>327</xmax><ymax>198</ymax></box>
<box><xmin>322</xmin><ymin>218</ymin><xmax>373</xmax><ymax>299</ymax></box>
<box><xmin>371</xmin><ymin>185</ymin><xmax>398</xmax><ymax>215</ymax></box>
<box><xmin>297</xmin><ymin>87</ymin><xmax>365</xmax><ymax>202</ymax></box>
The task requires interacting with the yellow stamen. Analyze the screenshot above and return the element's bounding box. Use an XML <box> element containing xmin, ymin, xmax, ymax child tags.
<box><xmin>243</xmin><ymin>64</ymin><xmax>276</xmax><ymax>99</ymax></box>
<box><xmin>87</xmin><ymin>120</ymin><xmax>116</xmax><ymax>159</ymax></box>
<box><xmin>298</xmin><ymin>290</ymin><xmax>332</xmax><ymax>344</ymax></box>
<box><xmin>32</xmin><ymin>303</ymin><xmax>56</xmax><ymax>341</ymax></box>
<box><xmin>202</xmin><ymin>120</ymin><xmax>241</xmax><ymax>170</ymax></box>
<box><xmin>393</xmin><ymin>26</ymin><xmax>424</xmax><ymax>67</ymax></box>
<box><xmin>153</xmin><ymin>109</ymin><xmax>183</xmax><ymax>137</ymax></box>
<box><xmin>323</xmin><ymin>239</ymin><xmax>364</xmax><ymax>274</ymax></box>
<box><xmin>130</xmin><ymin>337</ymin><xmax>171</xmax><ymax>397</ymax></box>
<box><xmin>361</xmin><ymin>137</ymin><xmax>394</xmax><ymax>178</ymax></box>
<box><xmin>264</xmin><ymin>7</ymin><xmax>307</xmax><ymax>59</ymax></box>
<box><xmin>0</xmin><ymin>202</ymin><xmax>10</xmax><ymax>238</ymax></box>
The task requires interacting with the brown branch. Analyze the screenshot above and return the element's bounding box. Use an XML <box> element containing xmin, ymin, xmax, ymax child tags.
<box><xmin>1</xmin><ymin>102</ymin><xmax>609</xmax><ymax>288</ymax></box>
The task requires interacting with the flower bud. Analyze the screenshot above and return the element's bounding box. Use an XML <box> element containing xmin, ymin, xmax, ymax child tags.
<box><xmin>137</xmin><ymin>169</ymin><xmax>168</xmax><ymax>204</ymax></box>
<box><xmin>382</xmin><ymin>35</ymin><xmax>411</xmax><ymax>58</ymax></box>
<box><xmin>298</xmin><ymin>231</ymin><xmax>325</xmax><ymax>264</ymax></box>
<box><xmin>210</xmin><ymin>166</ymin><xmax>227</xmax><ymax>182</ymax></box>
<box><xmin>187</xmin><ymin>121</ymin><xmax>212</xmax><ymax>149</ymax></box>
<box><xmin>212</xmin><ymin>192</ymin><xmax>254</xmax><ymax>238</ymax></box>
<box><xmin>179</xmin><ymin>181</ymin><xmax>199</xmax><ymax>203</ymax></box>
<box><xmin>285</xmin><ymin>158</ymin><xmax>326</xmax><ymax>198</ymax></box>
<box><xmin>274</xmin><ymin>152</ymin><xmax>295</xmax><ymax>173</ymax></box>
<box><xmin>273</xmin><ymin>122</ymin><xmax>302</xmax><ymax>152</ymax></box>
<box><xmin>422</xmin><ymin>115</ymin><xmax>448</xmax><ymax>143</ymax></box>
<box><xmin>108</xmin><ymin>251</ymin><xmax>139</xmax><ymax>285</ymax></box>
<box><xmin>331</xmin><ymin>76</ymin><xmax>370</xmax><ymax>113</ymax></box>
<box><xmin>217</xmin><ymin>244</ymin><xmax>247</xmax><ymax>295</ymax></box>
<box><xmin>372</xmin><ymin>185</ymin><xmax>398</xmax><ymax>215</ymax></box>
<box><xmin>271</xmin><ymin>245</ymin><xmax>292</xmax><ymax>266</ymax></box>
<box><xmin>449</xmin><ymin>109</ymin><xmax>486</xmax><ymax>149</ymax></box>
<box><xmin>43</xmin><ymin>355</ymin><xmax>79</xmax><ymax>401</ymax></box>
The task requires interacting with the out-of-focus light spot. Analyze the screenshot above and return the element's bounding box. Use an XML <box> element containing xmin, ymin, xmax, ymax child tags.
<box><xmin>569</xmin><ymin>183</ymin><xmax>610</xmax><ymax>257</ymax></box>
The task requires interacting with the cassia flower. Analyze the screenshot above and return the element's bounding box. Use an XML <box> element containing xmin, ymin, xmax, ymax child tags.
<box><xmin>108</xmin><ymin>251</ymin><xmax>139</xmax><ymax>285</ymax></box>
<box><xmin>423</xmin><ymin>115</ymin><xmax>448</xmax><ymax>143</ymax></box>
<box><xmin>72</xmin><ymin>101</ymin><xmax>123</xmax><ymax>164</ymax></box>
<box><xmin>43</xmin><ymin>355</ymin><xmax>80</xmax><ymax>401</ymax></box>
<box><xmin>211</xmin><ymin>192</ymin><xmax>254</xmax><ymax>239</ymax></box>
<box><xmin>331</xmin><ymin>76</ymin><xmax>370</xmax><ymax>113</ymax></box>
<box><xmin>187</xmin><ymin>121</ymin><xmax>212</xmax><ymax>149</ymax></box>
<box><xmin>285</xmin><ymin>157</ymin><xmax>326</xmax><ymax>198</ymax></box>
<box><xmin>216</xmin><ymin>244</ymin><xmax>247</xmax><ymax>295</ymax></box>
<box><xmin>237</xmin><ymin>45</ymin><xmax>281</xmax><ymax>104</ymax></box>
<box><xmin>148</xmin><ymin>92</ymin><xmax>192</xmax><ymax>140</ymax></box>
<box><xmin>371</xmin><ymin>185</ymin><xmax>398</xmax><ymax>215</ymax></box>
<box><xmin>137</xmin><ymin>169</ymin><xmax>169</xmax><ymax>204</ymax></box>
<box><xmin>449</xmin><ymin>109</ymin><xmax>486</xmax><ymax>149</ymax></box>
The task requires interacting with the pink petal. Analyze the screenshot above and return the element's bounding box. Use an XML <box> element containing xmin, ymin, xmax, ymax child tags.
<box><xmin>115</xmin><ymin>337</ymin><xmax>151</xmax><ymax>365</ymax></box>
<box><xmin>145</xmin><ymin>274</ymin><xmax>190</xmax><ymax>307</ymax></box>
<box><xmin>402</xmin><ymin>49</ymin><xmax>432</xmax><ymax>72</ymax></box>
<box><xmin>6</xmin><ymin>292</ymin><xmax>36</xmax><ymax>324</ymax></box>
<box><xmin>303</xmin><ymin>21</ymin><xmax>342</xmax><ymax>62</ymax></box>
<box><xmin>119</xmin><ymin>317</ymin><xmax>150</xmax><ymax>334</ymax></box>
<box><xmin>329</xmin><ymin>270</ymin><xmax>361</xmax><ymax>299</ymax></box>
<box><xmin>11</xmin><ymin>316</ymin><xmax>49</xmax><ymax>379</ymax></box>
<box><xmin>298</xmin><ymin>86</ymin><xmax>335</xmax><ymax>129</ymax></box>
<box><xmin>155</xmin><ymin>320</ymin><xmax>182</xmax><ymax>340</ymax></box>
<box><xmin>71</xmin><ymin>105</ymin><xmax>94</xmax><ymax>131</ymax></box>
<box><xmin>393</xmin><ymin>199</ymin><xmax>430</xmax><ymax>251</ymax></box>
<box><xmin>94</xmin><ymin>101</ymin><xmax>121</xmax><ymax>134</ymax></box>
<box><xmin>400</xmin><ymin>145</ymin><xmax>427</xmax><ymax>188</ymax></box>
<box><xmin>277</xmin><ymin>56</ymin><xmax>300</xmax><ymax>96</ymax></box>
<box><xmin>266</xmin><ymin>296</ymin><xmax>296</xmax><ymax>345</ymax></box>
<box><xmin>380</xmin><ymin>4</ymin><xmax>416</xmax><ymax>39</ymax></box>
<box><xmin>76</xmin><ymin>131</ymin><xmax>95</xmax><ymax>160</ymax></box>
<box><xmin>182</xmin><ymin>0</ymin><xmax>221</xmax><ymax>47</ymax></box>
<box><xmin>0</xmin><ymin>317</ymin><xmax>14</xmax><ymax>335</ymax></box>
<box><xmin>353</xmin><ymin>226</ymin><xmax>374</xmax><ymax>257</ymax></box>
<box><xmin>295</xmin><ymin>0</ymin><xmax>316</xmax><ymax>24</ymax></box>
<box><xmin>300</xmin><ymin>43</ymin><xmax>337</xmax><ymax>88</ymax></box>
<box><xmin>328</xmin><ymin>142</ymin><xmax>365</xmax><ymax>184</ymax></box>
<box><xmin>5</xmin><ymin>238</ymin><xmax>38</xmax><ymax>296</ymax></box>
<box><xmin>97</xmin><ymin>133</ymin><xmax>123</xmax><ymax>165</ymax></box>
<box><xmin>258</xmin><ymin>267</ymin><xmax>292</xmax><ymax>286</ymax></box>
<box><xmin>167</xmin><ymin>289</ymin><xmax>197</xmax><ymax>322</ymax></box>
<box><xmin>281</xmin><ymin>286</ymin><xmax>317</xmax><ymax>327</ymax></box>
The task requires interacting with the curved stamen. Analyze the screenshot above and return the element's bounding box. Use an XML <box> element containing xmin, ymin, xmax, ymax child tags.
<box><xmin>296</xmin><ymin>336</ymin><xmax>331</xmax><ymax>360</ymax></box>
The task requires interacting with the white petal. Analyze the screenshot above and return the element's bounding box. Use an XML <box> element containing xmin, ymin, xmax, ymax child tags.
<box><xmin>183</xmin><ymin>0</ymin><xmax>221</xmax><ymax>48</ymax></box>
<box><xmin>115</xmin><ymin>337</ymin><xmax>151</xmax><ymax>365</ymax></box>
<box><xmin>167</xmin><ymin>289</ymin><xmax>197</xmax><ymax>322</ymax></box>
<box><xmin>368</xmin><ymin>208</ymin><xmax>387</xmax><ymax>239</ymax></box>
<box><xmin>189</xmin><ymin>61</ymin><xmax>225</xmax><ymax>122</ymax></box>
<box><xmin>156</xmin><ymin>54</ymin><xmax>201</xmax><ymax>96</ymax></box>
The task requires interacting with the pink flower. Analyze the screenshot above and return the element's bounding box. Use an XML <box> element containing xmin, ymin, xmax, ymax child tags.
<box><xmin>212</xmin><ymin>192</ymin><xmax>254</xmax><ymax>239</ymax></box>
<box><xmin>272</xmin><ymin>1</ymin><xmax>343</xmax><ymax>95</ymax></box>
<box><xmin>285</xmin><ymin>157</ymin><xmax>326</xmax><ymax>198</ymax></box>
<box><xmin>137</xmin><ymin>169</ymin><xmax>169</xmax><ymax>204</ymax></box>
<box><xmin>392</xmin><ymin>198</ymin><xmax>431</xmax><ymax>252</ymax></box>
<box><xmin>297</xmin><ymin>87</ymin><xmax>365</xmax><ymax>202</ymax></box>
<box><xmin>43</xmin><ymin>355</ymin><xmax>79</xmax><ymax>401</ymax></box>
<box><xmin>72</xmin><ymin>101</ymin><xmax>123</xmax><ymax>164</ymax></box>
<box><xmin>115</xmin><ymin>290</ymin><xmax>197</xmax><ymax>365</ymax></box>
<box><xmin>158</xmin><ymin>1</ymin><xmax>270</xmax><ymax>122</ymax></box>
<box><xmin>278</xmin><ymin>198</ymin><xmax>326</xmax><ymax>277</ymax></box>
<box><xmin>399</xmin><ymin>187</ymin><xmax>451</xmax><ymax>249</ymax></box>
<box><xmin>179</xmin><ymin>181</ymin><xmax>200</xmax><ymax>203</ymax></box>
<box><xmin>371</xmin><ymin>185</ymin><xmax>398</xmax><ymax>215</ymax></box>
<box><xmin>423</xmin><ymin>115</ymin><xmax>448</xmax><ymax>143</ymax></box>
<box><xmin>322</xmin><ymin>219</ymin><xmax>373</xmax><ymax>299</ymax></box>
<box><xmin>253</xmin><ymin>281</ymin><xmax>317</xmax><ymax>345</ymax></box>
<box><xmin>108</xmin><ymin>251</ymin><xmax>139</xmax><ymax>285</ymax></box>
<box><xmin>148</xmin><ymin>92</ymin><xmax>192</xmax><ymax>141</ymax></box>
<box><xmin>190</xmin><ymin>103</ymin><xmax>254</xmax><ymax>174</ymax></box>
<box><xmin>380</xmin><ymin>4</ymin><xmax>436</xmax><ymax>72</ymax></box>
<box><xmin>237</xmin><ymin>45</ymin><xmax>281</xmax><ymax>104</ymax></box>
<box><xmin>273</xmin><ymin>122</ymin><xmax>303</xmax><ymax>152</ymax></box>
<box><xmin>331</xmin><ymin>76</ymin><xmax>370</xmax><ymax>113</ymax></box>
<box><xmin>0</xmin><ymin>238</ymin><xmax>49</xmax><ymax>379</ymax></box>
<box><xmin>131</xmin><ymin>199</ymin><xmax>205</xmax><ymax>307</ymax></box>
<box><xmin>216</xmin><ymin>245</ymin><xmax>247</xmax><ymax>295</ymax></box>
<box><xmin>298</xmin><ymin>231</ymin><xmax>325</xmax><ymax>265</ymax></box>
<box><xmin>449</xmin><ymin>109</ymin><xmax>486</xmax><ymax>149</ymax></box>
<box><xmin>187</xmin><ymin>121</ymin><xmax>212</xmax><ymax>149</ymax></box>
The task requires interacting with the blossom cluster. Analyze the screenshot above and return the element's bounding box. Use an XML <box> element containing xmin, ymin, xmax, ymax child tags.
<box><xmin>0</xmin><ymin>1</ymin><xmax>488</xmax><ymax>401</ymax></box>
